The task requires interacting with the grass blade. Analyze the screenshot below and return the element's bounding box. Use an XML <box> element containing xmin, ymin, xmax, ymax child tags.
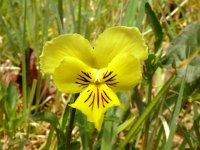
<box><xmin>68</xmin><ymin>0</ymin><xmax>76</xmax><ymax>32</ymax></box>
<box><xmin>145</xmin><ymin>2</ymin><xmax>163</xmax><ymax>51</ymax></box>
<box><xmin>58</xmin><ymin>0</ymin><xmax>63</xmax><ymax>26</ymax></box>
<box><xmin>177</xmin><ymin>125</ymin><xmax>194</xmax><ymax>149</ymax></box>
<box><xmin>164</xmin><ymin>72</ymin><xmax>186</xmax><ymax>149</ymax></box>
<box><xmin>136</xmin><ymin>0</ymin><xmax>147</xmax><ymax>29</ymax></box>
<box><xmin>122</xmin><ymin>0</ymin><xmax>138</xmax><ymax>26</ymax></box>
<box><xmin>101</xmin><ymin>109</ymin><xmax>114</xmax><ymax>150</ymax></box>
<box><xmin>22</xmin><ymin>0</ymin><xmax>27</xmax><ymax>112</ymax></box>
<box><xmin>118</xmin><ymin>73</ymin><xmax>176</xmax><ymax>149</ymax></box>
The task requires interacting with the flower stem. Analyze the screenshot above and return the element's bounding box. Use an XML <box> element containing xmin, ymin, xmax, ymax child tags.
<box><xmin>22</xmin><ymin>0</ymin><xmax>27</xmax><ymax>112</ymax></box>
<box><xmin>143</xmin><ymin>79</ymin><xmax>152</xmax><ymax>149</ymax></box>
<box><xmin>66</xmin><ymin>94</ymin><xmax>79</xmax><ymax>149</ymax></box>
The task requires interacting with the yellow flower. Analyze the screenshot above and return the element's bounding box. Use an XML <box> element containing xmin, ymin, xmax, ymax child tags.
<box><xmin>40</xmin><ymin>26</ymin><xmax>148</xmax><ymax>131</ymax></box>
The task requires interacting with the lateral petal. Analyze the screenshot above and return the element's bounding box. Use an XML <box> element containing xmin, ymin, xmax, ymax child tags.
<box><xmin>53</xmin><ymin>56</ymin><xmax>95</xmax><ymax>93</ymax></box>
<box><xmin>99</xmin><ymin>53</ymin><xmax>142</xmax><ymax>92</ymax></box>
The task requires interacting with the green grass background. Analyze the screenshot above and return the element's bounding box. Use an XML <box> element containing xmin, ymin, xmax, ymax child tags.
<box><xmin>0</xmin><ymin>0</ymin><xmax>200</xmax><ymax>149</ymax></box>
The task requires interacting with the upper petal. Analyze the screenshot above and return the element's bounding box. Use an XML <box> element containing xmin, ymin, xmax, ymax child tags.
<box><xmin>40</xmin><ymin>34</ymin><xmax>94</xmax><ymax>74</ymax></box>
<box><xmin>53</xmin><ymin>56</ymin><xmax>95</xmax><ymax>93</ymax></box>
<box><xmin>93</xmin><ymin>26</ymin><xmax>148</xmax><ymax>68</ymax></box>
<box><xmin>99</xmin><ymin>53</ymin><xmax>142</xmax><ymax>92</ymax></box>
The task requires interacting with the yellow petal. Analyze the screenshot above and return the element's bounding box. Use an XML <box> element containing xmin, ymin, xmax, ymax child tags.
<box><xmin>70</xmin><ymin>84</ymin><xmax>120</xmax><ymax>131</ymax></box>
<box><xmin>53</xmin><ymin>56</ymin><xmax>95</xmax><ymax>93</ymax></box>
<box><xmin>40</xmin><ymin>34</ymin><xmax>94</xmax><ymax>74</ymax></box>
<box><xmin>94</xmin><ymin>26</ymin><xmax>148</xmax><ymax>68</ymax></box>
<box><xmin>99</xmin><ymin>53</ymin><xmax>142</xmax><ymax>92</ymax></box>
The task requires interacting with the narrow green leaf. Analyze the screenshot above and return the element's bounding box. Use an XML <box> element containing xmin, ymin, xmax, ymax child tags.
<box><xmin>5</xmin><ymin>82</ymin><xmax>18</xmax><ymax>118</ymax></box>
<box><xmin>41</xmin><ymin>0</ymin><xmax>50</xmax><ymax>47</ymax></box>
<box><xmin>0</xmin><ymin>140</ymin><xmax>2</xmax><ymax>150</ymax></box>
<box><xmin>136</xmin><ymin>0</ymin><xmax>147</xmax><ymax>29</ymax></box>
<box><xmin>76</xmin><ymin>112</ymin><xmax>90</xmax><ymax>150</ymax></box>
<box><xmin>58</xmin><ymin>0</ymin><xmax>63</xmax><ymax>26</ymax></box>
<box><xmin>193</xmin><ymin>118</ymin><xmax>200</xmax><ymax>147</ymax></box>
<box><xmin>177</xmin><ymin>125</ymin><xmax>194</xmax><ymax>149</ymax></box>
<box><xmin>0</xmin><ymin>17</ymin><xmax>18</xmax><ymax>59</ymax></box>
<box><xmin>0</xmin><ymin>82</ymin><xmax>6</xmax><ymax>101</ymax></box>
<box><xmin>145</xmin><ymin>2</ymin><xmax>163</xmax><ymax>51</ymax></box>
<box><xmin>68</xmin><ymin>0</ymin><xmax>76</xmax><ymax>32</ymax></box>
<box><xmin>152</xmin><ymin>126</ymin><xmax>164</xmax><ymax>150</ymax></box>
<box><xmin>61</xmin><ymin>106</ymin><xmax>71</xmax><ymax>131</ymax></box>
<box><xmin>51</xmin><ymin>0</ymin><xmax>63</xmax><ymax>34</ymax></box>
<box><xmin>164</xmin><ymin>72</ymin><xmax>186</xmax><ymax>149</ymax></box>
<box><xmin>193</xmin><ymin>102</ymin><xmax>200</xmax><ymax>147</ymax></box>
<box><xmin>69</xmin><ymin>142</ymin><xmax>81</xmax><ymax>150</ymax></box>
<box><xmin>179</xmin><ymin>139</ymin><xmax>187</xmax><ymax>150</ymax></box>
<box><xmin>28</xmin><ymin>79</ymin><xmax>37</xmax><ymax>108</ymax></box>
<box><xmin>22</xmin><ymin>0</ymin><xmax>27</xmax><ymax>111</ymax></box>
<box><xmin>133</xmin><ymin>88</ymin><xmax>144</xmax><ymax>115</ymax></box>
<box><xmin>101</xmin><ymin>109</ymin><xmax>114</xmax><ymax>150</ymax></box>
<box><xmin>114</xmin><ymin>117</ymin><xmax>135</xmax><ymax>136</ymax></box>
<box><xmin>26</xmin><ymin>0</ymin><xmax>34</xmax><ymax>46</ymax></box>
<box><xmin>32</xmin><ymin>112</ymin><xmax>60</xmax><ymax>130</ymax></box>
<box><xmin>7</xmin><ymin>0</ymin><xmax>23</xmax><ymax>51</ymax></box>
<box><xmin>77</xmin><ymin>0</ymin><xmax>82</xmax><ymax>34</ymax></box>
<box><xmin>45</xmin><ymin>126</ymin><xmax>55</xmax><ymax>150</ymax></box>
<box><xmin>122</xmin><ymin>0</ymin><xmax>138</xmax><ymax>26</ymax></box>
<box><xmin>32</xmin><ymin>111</ymin><xmax>65</xmax><ymax>146</ymax></box>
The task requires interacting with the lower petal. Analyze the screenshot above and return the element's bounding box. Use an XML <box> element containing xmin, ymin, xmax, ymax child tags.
<box><xmin>70</xmin><ymin>84</ymin><xmax>120</xmax><ymax>131</ymax></box>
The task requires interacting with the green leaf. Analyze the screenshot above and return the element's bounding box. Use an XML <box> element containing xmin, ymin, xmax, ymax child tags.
<box><xmin>0</xmin><ymin>140</ymin><xmax>2</xmax><ymax>150</ymax></box>
<box><xmin>32</xmin><ymin>112</ymin><xmax>65</xmax><ymax>146</ymax></box>
<box><xmin>58</xmin><ymin>141</ymin><xmax>81</xmax><ymax>150</ymax></box>
<box><xmin>194</xmin><ymin>118</ymin><xmax>200</xmax><ymax>146</ymax></box>
<box><xmin>164</xmin><ymin>70</ymin><xmax>186</xmax><ymax>150</ymax></box>
<box><xmin>101</xmin><ymin>109</ymin><xmax>114</xmax><ymax>150</ymax></box>
<box><xmin>70</xmin><ymin>142</ymin><xmax>81</xmax><ymax>150</ymax></box>
<box><xmin>114</xmin><ymin>117</ymin><xmax>135</xmax><ymax>136</ymax></box>
<box><xmin>163</xmin><ymin>22</ymin><xmax>200</xmax><ymax>84</ymax></box>
<box><xmin>45</xmin><ymin>126</ymin><xmax>55</xmax><ymax>150</ymax></box>
<box><xmin>121</xmin><ymin>0</ymin><xmax>138</xmax><ymax>26</ymax></box>
<box><xmin>136</xmin><ymin>0</ymin><xmax>148</xmax><ymax>29</ymax></box>
<box><xmin>5</xmin><ymin>82</ymin><xmax>18</xmax><ymax>119</ymax></box>
<box><xmin>193</xmin><ymin>102</ymin><xmax>200</xmax><ymax>147</ymax></box>
<box><xmin>145</xmin><ymin>2</ymin><xmax>163</xmax><ymax>51</ymax></box>
<box><xmin>58</xmin><ymin>0</ymin><xmax>63</xmax><ymax>26</ymax></box>
<box><xmin>144</xmin><ymin>54</ymin><xmax>162</xmax><ymax>81</ymax></box>
<box><xmin>32</xmin><ymin>112</ymin><xmax>60</xmax><ymax>130</ymax></box>
<box><xmin>76</xmin><ymin>111</ymin><xmax>90</xmax><ymax>150</ymax></box>
<box><xmin>177</xmin><ymin>125</ymin><xmax>194</xmax><ymax>149</ymax></box>
<box><xmin>0</xmin><ymin>82</ymin><xmax>6</xmax><ymax>101</ymax></box>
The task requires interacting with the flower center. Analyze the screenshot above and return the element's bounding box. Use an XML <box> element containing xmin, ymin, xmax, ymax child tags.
<box><xmin>75</xmin><ymin>69</ymin><xmax>119</xmax><ymax>88</ymax></box>
<box><xmin>75</xmin><ymin>70</ymin><xmax>119</xmax><ymax>111</ymax></box>
<box><xmin>102</xmin><ymin>70</ymin><xmax>119</xmax><ymax>87</ymax></box>
<box><xmin>94</xmin><ymin>69</ymin><xmax>101</xmax><ymax>85</ymax></box>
